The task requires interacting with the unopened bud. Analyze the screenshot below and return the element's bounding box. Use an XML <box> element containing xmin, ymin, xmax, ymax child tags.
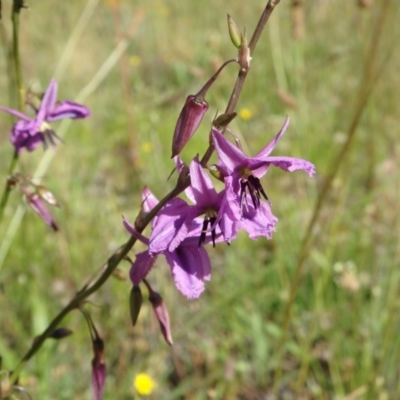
<box><xmin>149</xmin><ymin>291</ymin><xmax>173</xmax><ymax>345</ymax></box>
<box><xmin>171</xmin><ymin>95</ymin><xmax>209</xmax><ymax>158</ymax></box>
<box><xmin>129</xmin><ymin>285</ymin><xmax>143</xmax><ymax>326</ymax></box>
<box><xmin>49</xmin><ymin>327</ymin><xmax>73</xmax><ymax>339</ymax></box>
<box><xmin>227</xmin><ymin>14</ymin><xmax>243</xmax><ymax>48</ymax></box>
<box><xmin>171</xmin><ymin>59</ymin><xmax>236</xmax><ymax>157</ymax></box>
<box><xmin>206</xmin><ymin>164</ymin><xmax>224</xmax><ymax>181</ymax></box>
<box><xmin>213</xmin><ymin>112</ymin><xmax>237</xmax><ymax>130</ymax></box>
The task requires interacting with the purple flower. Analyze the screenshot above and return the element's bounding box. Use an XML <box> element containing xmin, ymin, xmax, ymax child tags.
<box><xmin>149</xmin><ymin>156</ymin><xmax>236</xmax><ymax>252</ymax></box>
<box><xmin>212</xmin><ymin>116</ymin><xmax>315</xmax><ymax>208</ymax></box>
<box><xmin>0</xmin><ymin>78</ymin><xmax>90</xmax><ymax>153</ymax></box>
<box><xmin>124</xmin><ymin>211</ymin><xmax>213</xmax><ymax>299</ymax></box>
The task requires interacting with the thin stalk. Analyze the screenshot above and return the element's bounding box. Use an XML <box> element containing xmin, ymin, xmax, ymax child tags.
<box><xmin>0</xmin><ymin>1</ymin><xmax>25</xmax><ymax>224</ymax></box>
<box><xmin>7</xmin><ymin>0</ymin><xmax>281</xmax><ymax>384</ymax></box>
<box><xmin>201</xmin><ymin>0</ymin><xmax>280</xmax><ymax>166</ymax></box>
<box><xmin>272</xmin><ymin>0</ymin><xmax>392</xmax><ymax>391</ymax></box>
<box><xmin>8</xmin><ymin>184</ymin><xmax>181</xmax><ymax>384</ymax></box>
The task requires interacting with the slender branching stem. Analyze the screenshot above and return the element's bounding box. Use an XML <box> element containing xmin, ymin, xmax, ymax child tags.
<box><xmin>0</xmin><ymin>1</ymin><xmax>25</xmax><ymax>225</ymax></box>
<box><xmin>8</xmin><ymin>0</ymin><xmax>280</xmax><ymax>385</ymax></box>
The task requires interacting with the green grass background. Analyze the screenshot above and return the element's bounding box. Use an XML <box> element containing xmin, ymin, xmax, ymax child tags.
<box><xmin>0</xmin><ymin>0</ymin><xmax>399</xmax><ymax>398</ymax></box>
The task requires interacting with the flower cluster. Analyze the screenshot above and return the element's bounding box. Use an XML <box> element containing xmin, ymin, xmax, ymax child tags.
<box><xmin>125</xmin><ymin>116</ymin><xmax>315</xmax><ymax>299</ymax></box>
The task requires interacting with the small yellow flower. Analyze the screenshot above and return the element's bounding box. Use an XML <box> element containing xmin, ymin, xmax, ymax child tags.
<box><xmin>129</xmin><ymin>55</ymin><xmax>142</xmax><ymax>67</ymax></box>
<box><xmin>238</xmin><ymin>107</ymin><xmax>253</xmax><ymax>121</ymax></box>
<box><xmin>141</xmin><ymin>142</ymin><xmax>153</xmax><ymax>154</ymax></box>
<box><xmin>134</xmin><ymin>373</ymin><xmax>155</xmax><ymax>396</ymax></box>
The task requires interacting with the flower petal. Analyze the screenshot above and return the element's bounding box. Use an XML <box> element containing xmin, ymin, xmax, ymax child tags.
<box><xmin>130</xmin><ymin>251</ymin><xmax>157</xmax><ymax>285</ymax></box>
<box><xmin>212</xmin><ymin>127</ymin><xmax>248</xmax><ymax>174</ymax></box>
<box><xmin>47</xmin><ymin>100</ymin><xmax>90</xmax><ymax>121</ymax></box>
<box><xmin>240</xmin><ymin>200</ymin><xmax>278</xmax><ymax>240</ymax></box>
<box><xmin>38</xmin><ymin>79</ymin><xmax>58</xmax><ymax>121</ymax></box>
<box><xmin>142</xmin><ymin>187</ymin><xmax>159</xmax><ymax>212</ymax></box>
<box><xmin>149</xmin><ymin>198</ymin><xmax>191</xmax><ymax>254</ymax></box>
<box><xmin>259</xmin><ymin>156</ymin><xmax>316</xmax><ymax>177</ymax></box>
<box><xmin>189</xmin><ymin>156</ymin><xmax>219</xmax><ymax>208</ymax></box>
<box><xmin>164</xmin><ymin>244</ymin><xmax>211</xmax><ymax>299</ymax></box>
<box><xmin>0</xmin><ymin>105</ymin><xmax>31</xmax><ymax>121</ymax></box>
<box><xmin>254</xmin><ymin>116</ymin><xmax>290</xmax><ymax>158</ymax></box>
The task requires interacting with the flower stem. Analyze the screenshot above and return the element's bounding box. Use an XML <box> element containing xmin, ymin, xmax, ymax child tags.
<box><xmin>7</xmin><ymin>0</ymin><xmax>281</xmax><ymax>385</ymax></box>
<box><xmin>8</xmin><ymin>184</ymin><xmax>182</xmax><ymax>385</ymax></box>
<box><xmin>0</xmin><ymin>1</ymin><xmax>25</xmax><ymax>225</ymax></box>
<box><xmin>201</xmin><ymin>0</ymin><xmax>280</xmax><ymax>166</ymax></box>
<box><xmin>12</xmin><ymin>0</ymin><xmax>25</xmax><ymax>111</ymax></box>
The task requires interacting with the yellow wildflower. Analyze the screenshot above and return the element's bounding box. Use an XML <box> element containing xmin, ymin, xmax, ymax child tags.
<box><xmin>238</xmin><ymin>108</ymin><xmax>253</xmax><ymax>120</ymax></box>
<box><xmin>134</xmin><ymin>373</ymin><xmax>155</xmax><ymax>396</ymax></box>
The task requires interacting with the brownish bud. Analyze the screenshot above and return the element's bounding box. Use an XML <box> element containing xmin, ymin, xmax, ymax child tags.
<box><xmin>129</xmin><ymin>285</ymin><xmax>143</xmax><ymax>326</ymax></box>
<box><xmin>49</xmin><ymin>327</ymin><xmax>73</xmax><ymax>339</ymax></box>
<box><xmin>238</xmin><ymin>28</ymin><xmax>251</xmax><ymax>72</ymax></box>
<box><xmin>171</xmin><ymin>95</ymin><xmax>209</xmax><ymax>158</ymax></box>
<box><xmin>149</xmin><ymin>291</ymin><xmax>173</xmax><ymax>345</ymax></box>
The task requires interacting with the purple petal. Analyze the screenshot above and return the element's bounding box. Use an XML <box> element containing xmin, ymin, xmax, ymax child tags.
<box><xmin>47</xmin><ymin>101</ymin><xmax>90</xmax><ymax>121</ymax></box>
<box><xmin>123</xmin><ymin>219</ymin><xmax>149</xmax><ymax>245</ymax></box>
<box><xmin>10</xmin><ymin>120</ymin><xmax>44</xmax><ymax>153</ymax></box>
<box><xmin>164</xmin><ymin>244</ymin><xmax>211</xmax><ymax>299</ymax></box>
<box><xmin>130</xmin><ymin>251</ymin><xmax>157</xmax><ymax>285</ymax></box>
<box><xmin>0</xmin><ymin>105</ymin><xmax>31</xmax><ymax>121</ymax></box>
<box><xmin>149</xmin><ymin>198</ymin><xmax>191</xmax><ymax>254</ymax></box>
<box><xmin>240</xmin><ymin>200</ymin><xmax>278</xmax><ymax>240</ymax></box>
<box><xmin>189</xmin><ymin>156</ymin><xmax>220</xmax><ymax>208</ymax></box>
<box><xmin>259</xmin><ymin>156</ymin><xmax>316</xmax><ymax>177</ymax></box>
<box><xmin>38</xmin><ymin>79</ymin><xmax>58</xmax><ymax>121</ymax></box>
<box><xmin>142</xmin><ymin>187</ymin><xmax>159</xmax><ymax>212</ymax></box>
<box><xmin>217</xmin><ymin>180</ymin><xmax>241</xmax><ymax>242</ymax></box>
<box><xmin>212</xmin><ymin>127</ymin><xmax>248</xmax><ymax>174</ymax></box>
<box><xmin>254</xmin><ymin>116</ymin><xmax>290</xmax><ymax>158</ymax></box>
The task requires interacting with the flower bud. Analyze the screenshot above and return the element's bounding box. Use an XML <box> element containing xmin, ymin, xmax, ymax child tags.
<box><xmin>171</xmin><ymin>59</ymin><xmax>236</xmax><ymax>157</ymax></box>
<box><xmin>213</xmin><ymin>112</ymin><xmax>237</xmax><ymax>130</ymax></box>
<box><xmin>171</xmin><ymin>95</ymin><xmax>209</xmax><ymax>158</ymax></box>
<box><xmin>49</xmin><ymin>327</ymin><xmax>73</xmax><ymax>339</ymax></box>
<box><xmin>227</xmin><ymin>14</ymin><xmax>243</xmax><ymax>48</ymax></box>
<box><xmin>92</xmin><ymin>337</ymin><xmax>106</xmax><ymax>400</ymax></box>
<box><xmin>206</xmin><ymin>164</ymin><xmax>224</xmax><ymax>182</ymax></box>
<box><xmin>149</xmin><ymin>291</ymin><xmax>173</xmax><ymax>345</ymax></box>
<box><xmin>129</xmin><ymin>285</ymin><xmax>143</xmax><ymax>326</ymax></box>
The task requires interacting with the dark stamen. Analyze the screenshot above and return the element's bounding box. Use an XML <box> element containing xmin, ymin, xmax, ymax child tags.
<box><xmin>240</xmin><ymin>175</ymin><xmax>271</xmax><ymax>211</ymax></box>
<box><xmin>198</xmin><ymin>218</ymin><xmax>209</xmax><ymax>248</ymax></box>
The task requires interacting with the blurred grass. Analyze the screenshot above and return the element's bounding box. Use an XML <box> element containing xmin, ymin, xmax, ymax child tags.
<box><xmin>0</xmin><ymin>0</ymin><xmax>399</xmax><ymax>399</ymax></box>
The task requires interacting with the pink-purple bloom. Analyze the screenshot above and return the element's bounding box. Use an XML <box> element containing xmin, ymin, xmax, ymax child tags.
<box><xmin>0</xmin><ymin>78</ymin><xmax>90</xmax><ymax>153</ymax></box>
<box><xmin>212</xmin><ymin>116</ymin><xmax>315</xmax><ymax>209</ymax></box>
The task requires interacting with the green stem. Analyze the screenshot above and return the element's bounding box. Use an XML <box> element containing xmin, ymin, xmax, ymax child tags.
<box><xmin>0</xmin><ymin>1</ymin><xmax>25</xmax><ymax>224</ymax></box>
<box><xmin>8</xmin><ymin>185</ymin><xmax>181</xmax><ymax>384</ymax></box>
<box><xmin>0</xmin><ymin>150</ymin><xmax>19</xmax><ymax>223</ymax></box>
<box><xmin>12</xmin><ymin>0</ymin><xmax>25</xmax><ymax>110</ymax></box>
<box><xmin>8</xmin><ymin>0</ymin><xmax>281</xmax><ymax>385</ymax></box>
